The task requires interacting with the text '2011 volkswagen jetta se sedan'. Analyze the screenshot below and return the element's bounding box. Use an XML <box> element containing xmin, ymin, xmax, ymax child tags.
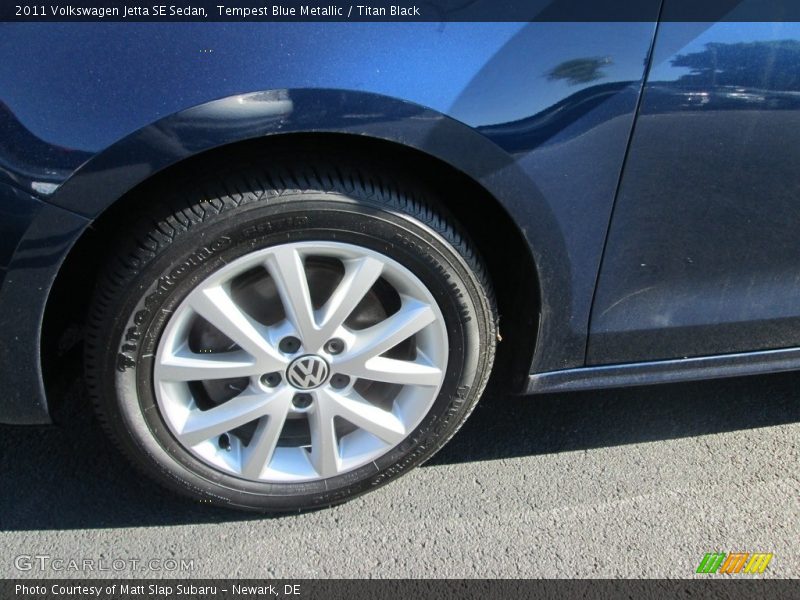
<box><xmin>3</xmin><ymin>3</ymin><xmax>800</xmax><ymax>510</ymax></box>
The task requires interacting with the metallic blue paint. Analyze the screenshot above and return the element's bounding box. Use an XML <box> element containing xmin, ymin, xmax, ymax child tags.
<box><xmin>0</xmin><ymin>187</ymin><xmax>88</xmax><ymax>423</ymax></box>
<box><xmin>4</xmin><ymin>15</ymin><xmax>799</xmax><ymax>422</ymax></box>
<box><xmin>0</xmin><ymin>20</ymin><xmax>664</xmax><ymax>422</ymax></box>
<box><xmin>590</xmin><ymin>18</ymin><xmax>800</xmax><ymax>363</ymax></box>
<box><xmin>8</xmin><ymin>17</ymin><xmax>800</xmax><ymax>415</ymax></box>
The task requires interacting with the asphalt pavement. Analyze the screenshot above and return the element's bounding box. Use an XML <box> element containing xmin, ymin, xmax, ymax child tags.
<box><xmin>1</xmin><ymin>370</ymin><xmax>798</xmax><ymax>578</ymax></box>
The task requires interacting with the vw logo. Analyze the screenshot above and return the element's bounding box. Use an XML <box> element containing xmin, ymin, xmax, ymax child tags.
<box><xmin>286</xmin><ymin>355</ymin><xmax>330</xmax><ymax>390</ymax></box>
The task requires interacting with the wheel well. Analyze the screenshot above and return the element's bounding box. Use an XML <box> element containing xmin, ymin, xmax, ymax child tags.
<box><xmin>42</xmin><ymin>133</ymin><xmax>540</xmax><ymax>417</ymax></box>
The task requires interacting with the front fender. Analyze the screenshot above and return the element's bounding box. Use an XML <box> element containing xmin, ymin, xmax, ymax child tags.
<box><xmin>43</xmin><ymin>87</ymin><xmax>567</xmax><ymax>370</ymax></box>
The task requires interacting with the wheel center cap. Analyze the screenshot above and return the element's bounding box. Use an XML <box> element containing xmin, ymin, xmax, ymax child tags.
<box><xmin>286</xmin><ymin>354</ymin><xmax>330</xmax><ymax>390</ymax></box>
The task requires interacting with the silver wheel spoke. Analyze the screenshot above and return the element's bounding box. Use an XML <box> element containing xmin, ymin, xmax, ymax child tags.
<box><xmin>337</xmin><ymin>297</ymin><xmax>436</xmax><ymax>367</ymax></box>
<box><xmin>241</xmin><ymin>389</ymin><xmax>293</xmax><ymax>478</ymax></box>
<box><xmin>342</xmin><ymin>356</ymin><xmax>442</xmax><ymax>386</ymax></box>
<box><xmin>308</xmin><ymin>399</ymin><xmax>341</xmax><ymax>478</ymax></box>
<box><xmin>158</xmin><ymin>350</ymin><xmax>258</xmax><ymax>381</ymax></box>
<box><xmin>179</xmin><ymin>391</ymin><xmax>274</xmax><ymax>446</ymax></box>
<box><xmin>317</xmin><ymin>256</ymin><xmax>384</xmax><ymax>341</ymax></box>
<box><xmin>187</xmin><ymin>285</ymin><xmax>285</xmax><ymax>370</ymax></box>
<box><xmin>322</xmin><ymin>389</ymin><xmax>406</xmax><ymax>445</ymax></box>
<box><xmin>264</xmin><ymin>246</ymin><xmax>319</xmax><ymax>348</ymax></box>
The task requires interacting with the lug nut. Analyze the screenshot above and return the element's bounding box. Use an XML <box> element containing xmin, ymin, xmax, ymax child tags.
<box><xmin>329</xmin><ymin>374</ymin><xmax>351</xmax><ymax>389</ymax></box>
<box><xmin>279</xmin><ymin>336</ymin><xmax>301</xmax><ymax>354</ymax></box>
<box><xmin>324</xmin><ymin>338</ymin><xmax>345</xmax><ymax>355</ymax></box>
<box><xmin>292</xmin><ymin>393</ymin><xmax>313</xmax><ymax>409</ymax></box>
<box><xmin>260</xmin><ymin>372</ymin><xmax>282</xmax><ymax>387</ymax></box>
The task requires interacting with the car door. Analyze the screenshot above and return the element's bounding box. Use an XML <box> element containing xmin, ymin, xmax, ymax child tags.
<box><xmin>589</xmin><ymin>12</ymin><xmax>800</xmax><ymax>364</ymax></box>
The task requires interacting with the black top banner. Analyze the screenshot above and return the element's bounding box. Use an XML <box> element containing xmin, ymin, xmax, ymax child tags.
<box><xmin>5</xmin><ymin>0</ymin><xmax>800</xmax><ymax>22</ymax></box>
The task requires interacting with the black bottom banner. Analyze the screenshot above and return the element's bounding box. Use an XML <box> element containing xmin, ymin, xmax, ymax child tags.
<box><xmin>2</xmin><ymin>579</ymin><xmax>798</xmax><ymax>600</ymax></box>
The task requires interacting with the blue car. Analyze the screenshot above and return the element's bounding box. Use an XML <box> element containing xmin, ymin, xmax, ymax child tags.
<box><xmin>3</xmin><ymin>10</ymin><xmax>800</xmax><ymax>510</ymax></box>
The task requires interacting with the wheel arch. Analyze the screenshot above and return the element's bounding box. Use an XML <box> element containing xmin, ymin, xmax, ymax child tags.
<box><xmin>42</xmin><ymin>89</ymin><xmax>548</xmax><ymax>418</ymax></box>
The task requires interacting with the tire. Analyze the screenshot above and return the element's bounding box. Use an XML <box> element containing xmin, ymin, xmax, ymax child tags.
<box><xmin>85</xmin><ymin>155</ymin><xmax>497</xmax><ymax>511</ymax></box>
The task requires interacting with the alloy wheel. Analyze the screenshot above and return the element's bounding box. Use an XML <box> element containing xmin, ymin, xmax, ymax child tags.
<box><xmin>153</xmin><ymin>241</ymin><xmax>449</xmax><ymax>483</ymax></box>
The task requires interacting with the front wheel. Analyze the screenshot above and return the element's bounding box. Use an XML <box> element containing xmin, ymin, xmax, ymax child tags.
<box><xmin>85</xmin><ymin>158</ymin><xmax>497</xmax><ymax>511</ymax></box>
